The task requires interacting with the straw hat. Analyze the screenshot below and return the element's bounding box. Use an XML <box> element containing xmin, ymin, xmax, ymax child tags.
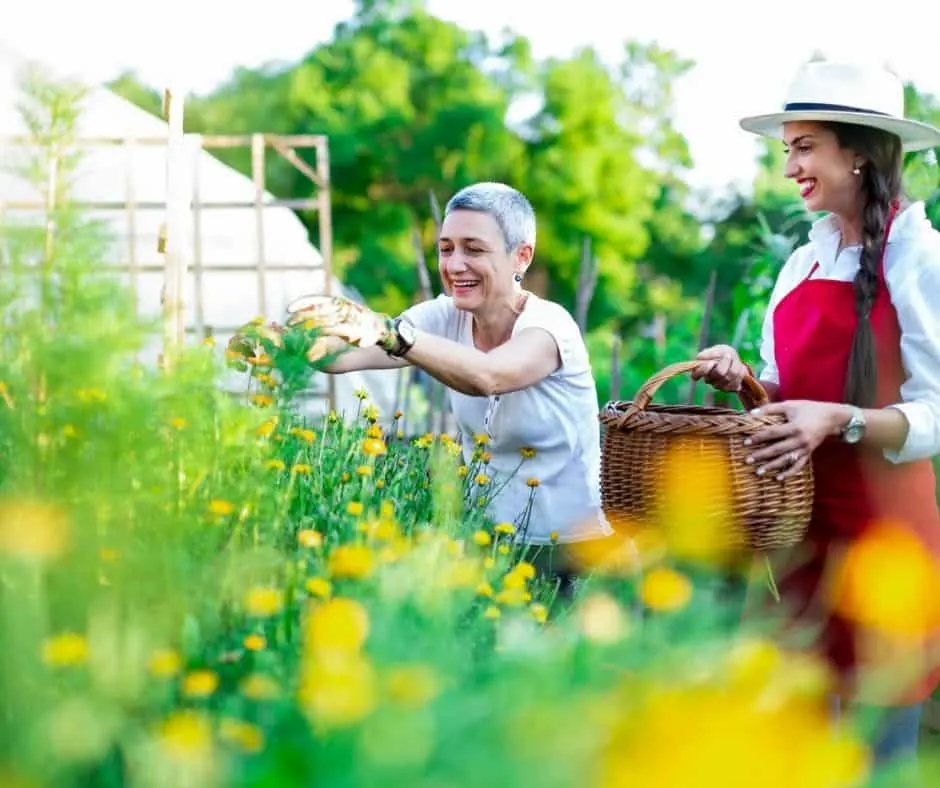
<box><xmin>740</xmin><ymin>60</ymin><xmax>940</xmax><ymax>151</ymax></box>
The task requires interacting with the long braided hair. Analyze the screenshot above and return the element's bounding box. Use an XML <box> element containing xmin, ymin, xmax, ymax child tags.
<box><xmin>822</xmin><ymin>122</ymin><xmax>904</xmax><ymax>408</ymax></box>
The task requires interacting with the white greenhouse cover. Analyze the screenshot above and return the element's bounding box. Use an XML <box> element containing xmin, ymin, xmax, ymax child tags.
<box><xmin>0</xmin><ymin>41</ymin><xmax>407</xmax><ymax>423</ymax></box>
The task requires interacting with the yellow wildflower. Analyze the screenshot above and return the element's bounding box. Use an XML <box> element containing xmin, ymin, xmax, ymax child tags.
<box><xmin>475</xmin><ymin>473</ymin><xmax>490</xmax><ymax>486</ymax></box>
<box><xmin>250</xmin><ymin>393</ymin><xmax>273</xmax><ymax>408</ymax></box>
<box><xmin>157</xmin><ymin>710</ymin><xmax>213</xmax><ymax>762</ymax></box>
<box><xmin>526</xmin><ymin>478</ymin><xmax>540</xmax><ymax>488</ymax></box>
<box><xmin>494</xmin><ymin>523</ymin><xmax>516</xmax><ymax>536</ymax></box>
<box><xmin>243</xmin><ymin>634</ymin><xmax>266</xmax><ymax>651</ymax></box>
<box><xmin>306</xmin><ymin>577</ymin><xmax>332</xmax><ymax>598</ymax></box>
<box><xmin>244</xmin><ymin>586</ymin><xmax>284</xmax><ymax>617</ymax></box>
<box><xmin>219</xmin><ymin>718</ymin><xmax>265</xmax><ymax>753</ymax></box>
<box><xmin>207</xmin><ymin>499</ymin><xmax>235</xmax><ymax>516</ymax></box>
<box><xmin>181</xmin><ymin>669</ymin><xmax>219</xmax><ymax>698</ymax></box>
<box><xmin>474</xmin><ymin>434</ymin><xmax>489</xmax><ymax>446</ymax></box>
<box><xmin>292</xmin><ymin>464</ymin><xmax>313</xmax><ymax>475</ymax></box>
<box><xmin>42</xmin><ymin>633</ymin><xmax>88</xmax><ymax>668</ymax></box>
<box><xmin>304</xmin><ymin>597</ymin><xmax>370</xmax><ymax>656</ymax></box>
<box><xmin>328</xmin><ymin>544</ymin><xmax>375</xmax><ymax>580</ymax></box>
<box><xmin>483</xmin><ymin>605</ymin><xmax>501</xmax><ymax>620</ymax></box>
<box><xmin>240</xmin><ymin>673</ymin><xmax>281</xmax><ymax>701</ymax></box>
<box><xmin>384</xmin><ymin>664</ymin><xmax>441</xmax><ymax>709</ymax></box>
<box><xmin>148</xmin><ymin>648</ymin><xmax>182</xmax><ymax>678</ymax></box>
<box><xmin>346</xmin><ymin>501</ymin><xmax>364</xmax><ymax>517</ymax></box>
<box><xmin>472</xmin><ymin>530</ymin><xmax>492</xmax><ymax>547</ymax></box>
<box><xmin>520</xmin><ymin>447</ymin><xmax>536</xmax><ymax>459</ymax></box>
<box><xmin>298</xmin><ymin>529</ymin><xmax>323</xmax><ymax>549</ymax></box>
<box><xmin>0</xmin><ymin>498</ymin><xmax>70</xmax><ymax>562</ymax></box>
<box><xmin>640</xmin><ymin>567</ymin><xmax>693</xmax><ymax>613</ymax></box>
<box><xmin>266</xmin><ymin>458</ymin><xmax>285</xmax><ymax>471</ymax></box>
<box><xmin>530</xmin><ymin>603</ymin><xmax>548</xmax><ymax>624</ymax></box>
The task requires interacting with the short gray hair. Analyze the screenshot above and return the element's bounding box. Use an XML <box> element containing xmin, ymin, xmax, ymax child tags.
<box><xmin>444</xmin><ymin>182</ymin><xmax>536</xmax><ymax>251</ymax></box>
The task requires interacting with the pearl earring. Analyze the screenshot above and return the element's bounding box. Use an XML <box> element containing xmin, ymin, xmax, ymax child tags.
<box><xmin>852</xmin><ymin>166</ymin><xmax>862</xmax><ymax>175</ymax></box>
<box><xmin>513</xmin><ymin>272</ymin><xmax>523</xmax><ymax>283</ymax></box>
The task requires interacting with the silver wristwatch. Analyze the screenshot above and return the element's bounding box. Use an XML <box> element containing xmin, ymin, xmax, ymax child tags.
<box><xmin>840</xmin><ymin>406</ymin><xmax>866</xmax><ymax>444</ymax></box>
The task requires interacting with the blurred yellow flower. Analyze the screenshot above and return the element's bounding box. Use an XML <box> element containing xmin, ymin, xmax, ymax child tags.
<box><xmin>362</xmin><ymin>437</ymin><xmax>387</xmax><ymax>456</ymax></box>
<box><xmin>306</xmin><ymin>577</ymin><xmax>332</xmax><ymax>598</ymax></box>
<box><xmin>529</xmin><ymin>603</ymin><xmax>548</xmax><ymax>624</ymax></box>
<box><xmin>384</xmin><ymin>664</ymin><xmax>441</xmax><ymax>709</ymax></box>
<box><xmin>329</xmin><ymin>544</ymin><xmax>375</xmax><ymax>580</ymax></box>
<box><xmin>483</xmin><ymin>605</ymin><xmax>501</xmax><ymax>620</ymax></box>
<box><xmin>640</xmin><ymin>567</ymin><xmax>693</xmax><ymax>613</ymax></box>
<box><xmin>653</xmin><ymin>437</ymin><xmax>741</xmax><ymax>565</ymax></box>
<box><xmin>265</xmin><ymin>458</ymin><xmax>285</xmax><ymax>471</ymax></box>
<box><xmin>244</xmin><ymin>586</ymin><xmax>284</xmax><ymax>618</ymax></box>
<box><xmin>299</xmin><ymin>653</ymin><xmax>377</xmax><ymax>731</ymax></box>
<box><xmin>219</xmin><ymin>718</ymin><xmax>265</xmax><ymax>753</ymax></box>
<box><xmin>148</xmin><ymin>648</ymin><xmax>182</xmax><ymax>678</ymax></box>
<box><xmin>157</xmin><ymin>710</ymin><xmax>214</xmax><ymax>762</ymax></box>
<box><xmin>207</xmin><ymin>499</ymin><xmax>235</xmax><ymax>516</ymax></box>
<box><xmin>526</xmin><ymin>478</ymin><xmax>540</xmax><ymax>488</ymax></box>
<box><xmin>578</xmin><ymin>593</ymin><xmax>629</xmax><ymax>645</ymax></box>
<box><xmin>494</xmin><ymin>523</ymin><xmax>515</xmax><ymax>536</ymax></box>
<box><xmin>243</xmin><ymin>634</ymin><xmax>266</xmax><ymax>651</ymax></box>
<box><xmin>250</xmin><ymin>393</ymin><xmax>274</xmax><ymax>408</ymax></box>
<box><xmin>240</xmin><ymin>673</ymin><xmax>281</xmax><ymax>701</ymax></box>
<box><xmin>298</xmin><ymin>529</ymin><xmax>323</xmax><ymax>549</ymax></box>
<box><xmin>474</xmin><ymin>434</ymin><xmax>489</xmax><ymax>446</ymax></box>
<box><xmin>472</xmin><ymin>530</ymin><xmax>491</xmax><ymax>547</ymax></box>
<box><xmin>181</xmin><ymin>669</ymin><xmax>219</xmax><ymax>698</ymax></box>
<box><xmin>346</xmin><ymin>501</ymin><xmax>365</xmax><ymax>517</ymax></box>
<box><xmin>256</xmin><ymin>418</ymin><xmax>278</xmax><ymax>438</ymax></box>
<box><xmin>520</xmin><ymin>447</ymin><xmax>536</xmax><ymax>459</ymax></box>
<box><xmin>304</xmin><ymin>597</ymin><xmax>370</xmax><ymax>656</ymax></box>
<box><xmin>42</xmin><ymin>632</ymin><xmax>88</xmax><ymax>668</ymax></box>
<box><xmin>830</xmin><ymin>520</ymin><xmax>940</xmax><ymax>640</ymax></box>
<box><xmin>291</xmin><ymin>428</ymin><xmax>317</xmax><ymax>443</ymax></box>
<box><xmin>0</xmin><ymin>498</ymin><xmax>70</xmax><ymax>562</ymax></box>
<box><xmin>292</xmin><ymin>464</ymin><xmax>313</xmax><ymax>475</ymax></box>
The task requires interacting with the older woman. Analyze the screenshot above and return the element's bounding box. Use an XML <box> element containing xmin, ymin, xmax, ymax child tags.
<box><xmin>293</xmin><ymin>182</ymin><xmax>624</xmax><ymax>590</ymax></box>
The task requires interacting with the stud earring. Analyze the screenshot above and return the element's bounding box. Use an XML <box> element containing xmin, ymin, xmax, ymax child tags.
<box><xmin>852</xmin><ymin>165</ymin><xmax>862</xmax><ymax>175</ymax></box>
<box><xmin>513</xmin><ymin>272</ymin><xmax>523</xmax><ymax>283</ymax></box>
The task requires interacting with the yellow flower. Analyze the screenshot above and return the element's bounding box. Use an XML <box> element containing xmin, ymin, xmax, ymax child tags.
<box><xmin>157</xmin><ymin>710</ymin><xmax>213</xmax><ymax>762</ymax></box>
<box><xmin>0</xmin><ymin>498</ymin><xmax>70</xmax><ymax>562</ymax></box>
<box><xmin>578</xmin><ymin>592</ymin><xmax>629</xmax><ymax>644</ymax></box>
<box><xmin>356</xmin><ymin>464</ymin><xmax>372</xmax><ymax>477</ymax></box>
<box><xmin>346</xmin><ymin>501</ymin><xmax>364</xmax><ymax>517</ymax></box>
<box><xmin>329</xmin><ymin>544</ymin><xmax>375</xmax><ymax>580</ymax></box>
<box><xmin>474</xmin><ymin>434</ymin><xmax>489</xmax><ymax>446</ymax></box>
<box><xmin>298</xmin><ymin>653</ymin><xmax>377</xmax><ymax>730</ymax></box>
<box><xmin>472</xmin><ymin>530</ymin><xmax>492</xmax><ymax>547</ymax></box>
<box><xmin>250</xmin><ymin>393</ymin><xmax>273</xmax><ymax>408</ymax></box>
<box><xmin>291</xmin><ymin>428</ymin><xmax>317</xmax><ymax>443</ymax></box>
<box><xmin>304</xmin><ymin>597</ymin><xmax>370</xmax><ymax>656</ymax></box>
<box><xmin>298</xmin><ymin>529</ymin><xmax>323</xmax><ymax>549</ymax></box>
<box><xmin>148</xmin><ymin>648</ymin><xmax>182</xmax><ymax>678</ymax></box>
<box><xmin>530</xmin><ymin>603</ymin><xmax>548</xmax><ymax>624</ymax></box>
<box><xmin>640</xmin><ymin>567</ymin><xmax>693</xmax><ymax>613</ymax></box>
<box><xmin>306</xmin><ymin>577</ymin><xmax>332</xmax><ymax>598</ymax></box>
<box><xmin>181</xmin><ymin>669</ymin><xmax>219</xmax><ymax>698</ymax></box>
<box><xmin>520</xmin><ymin>447</ymin><xmax>536</xmax><ymax>459</ymax></box>
<box><xmin>256</xmin><ymin>418</ymin><xmax>278</xmax><ymax>438</ymax></box>
<box><xmin>526</xmin><ymin>478</ymin><xmax>540</xmax><ymax>488</ymax></box>
<box><xmin>475</xmin><ymin>473</ymin><xmax>490</xmax><ymax>486</ymax></box>
<box><xmin>240</xmin><ymin>673</ymin><xmax>281</xmax><ymax>701</ymax></box>
<box><xmin>266</xmin><ymin>458</ymin><xmax>285</xmax><ymax>471</ymax></box>
<box><xmin>243</xmin><ymin>634</ymin><xmax>266</xmax><ymax>651</ymax></box>
<box><xmin>483</xmin><ymin>605</ymin><xmax>501</xmax><ymax>620</ymax></box>
<box><xmin>244</xmin><ymin>586</ymin><xmax>284</xmax><ymax>617</ymax></box>
<box><xmin>494</xmin><ymin>523</ymin><xmax>515</xmax><ymax>536</ymax></box>
<box><xmin>362</xmin><ymin>438</ymin><xmax>387</xmax><ymax>456</ymax></box>
<box><xmin>354</xmin><ymin>389</ymin><xmax>369</xmax><ymax>400</ymax></box>
<box><xmin>550</xmin><ymin>531</ymin><xmax>559</xmax><ymax>543</ymax></box>
<box><xmin>292</xmin><ymin>464</ymin><xmax>313</xmax><ymax>475</ymax></box>
<box><xmin>42</xmin><ymin>632</ymin><xmax>88</xmax><ymax>668</ymax></box>
<box><xmin>384</xmin><ymin>664</ymin><xmax>441</xmax><ymax>709</ymax></box>
<box><xmin>207</xmin><ymin>499</ymin><xmax>235</xmax><ymax>516</ymax></box>
<box><xmin>219</xmin><ymin>718</ymin><xmax>265</xmax><ymax>753</ymax></box>
<box><xmin>476</xmin><ymin>581</ymin><xmax>495</xmax><ymax>598</ymax></box>
<box><xmin>363</xmin><ymin>405</ymin><xmax>380</xmax><ymax>422</ymax></box>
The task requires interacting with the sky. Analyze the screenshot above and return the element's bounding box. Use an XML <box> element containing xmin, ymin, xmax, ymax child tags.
<box><xmin>5</xmin><ymin>0</ymin><xmax>939</xmax><ymax>197</ymax></box>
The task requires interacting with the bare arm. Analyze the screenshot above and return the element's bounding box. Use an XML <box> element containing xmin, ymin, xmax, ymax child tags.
<box><xmin>403</xmin><ymin>327</ymin><xmax>561</xmax><ymax>397</ymax></box>
<box><xmin>321</xmin><ymin>335</ymin><xmax>408</xmax><ymax>373</ymax></box>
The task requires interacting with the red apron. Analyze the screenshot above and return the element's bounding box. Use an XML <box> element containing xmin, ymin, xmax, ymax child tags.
<box><xmin>771</xmin><ymin>206</ymin><xmax>940</xmax><ymax>705</ymax></box>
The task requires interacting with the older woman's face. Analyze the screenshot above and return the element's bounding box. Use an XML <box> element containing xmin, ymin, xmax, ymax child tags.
<box><xmin>782</xmin><ymin>121</ymin><xmax>862</xmax><ymax>216</ymax></box>
<box><xmin>438</xmin><ymin>209</ymin><xmax>530</xmax><ymax>312</ymax></box>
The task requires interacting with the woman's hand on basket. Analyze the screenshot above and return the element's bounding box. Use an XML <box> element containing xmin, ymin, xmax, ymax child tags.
<box><xmin>744</xmin><ymin>400</ymin><xmax>843</xmax><ymax>479</ymax></box>
<box><xmin>691</xmin><ymin>345</ymin><xmax>749</xmax><ymax>392</ymax></box>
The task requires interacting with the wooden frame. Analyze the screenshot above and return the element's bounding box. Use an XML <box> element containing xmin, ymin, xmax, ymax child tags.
<box><xmin>0</xmin><ymin>131</ymin><xmax>336</xmax><ymax>411</ymax></box>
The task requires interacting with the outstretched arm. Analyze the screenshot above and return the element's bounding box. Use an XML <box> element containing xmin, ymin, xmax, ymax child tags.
<box><xmin>402</xmin><ymin>327</ymin><xmax>561</xmax><ymax>397</ymax></box>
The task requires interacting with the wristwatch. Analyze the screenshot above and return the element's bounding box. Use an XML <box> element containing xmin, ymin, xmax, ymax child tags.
<box><xmin>840</xmin><ymin>405</ymin><xmax>866</xmax><ymax>444</ymax></box>
<box><xmin>379</xmin><ymin>317</ymin><xmax>416</xmax><ymax>358</ymax></box>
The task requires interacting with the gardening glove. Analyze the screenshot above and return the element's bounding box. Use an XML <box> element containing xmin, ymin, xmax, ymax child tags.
<box><xmin>285</xmin><ymin>294</ymin><xmax>396</xmax><ymax>351</ymax></box>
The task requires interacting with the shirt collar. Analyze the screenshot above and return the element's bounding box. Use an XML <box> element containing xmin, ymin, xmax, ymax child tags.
<box><xmin>807</xmin><ymin>200</ymin><xmax>928</xmax><ymax>246</ymax></box>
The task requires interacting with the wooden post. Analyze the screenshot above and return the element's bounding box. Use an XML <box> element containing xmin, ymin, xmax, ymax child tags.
<box><xmin>160</xmin><ymin>87</ymin><xmax>187</xmax><ymax>365</ymax></box>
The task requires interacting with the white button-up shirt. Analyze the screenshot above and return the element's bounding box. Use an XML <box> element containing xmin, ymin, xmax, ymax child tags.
<box><xmin>759</xmin><ymin>201</ymin><xmax>940</xmax><ymax>464</ymax></box>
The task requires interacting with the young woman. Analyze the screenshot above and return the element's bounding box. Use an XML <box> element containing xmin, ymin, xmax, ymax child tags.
<box><xmin>288</xmin><ymin>182</ymin><xmax>631</xmax><ymax>592</ymax></box>
<box><xmin>694</xmin><ymin>59</ymin><xmax>940</xmax><ymax>766</ymax></box>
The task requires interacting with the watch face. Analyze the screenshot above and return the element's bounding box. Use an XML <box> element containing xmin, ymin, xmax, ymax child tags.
<box><xmin>843</xmin><ymin>423</ymin><xmax>864</xmax><ymax>444</ymax></box>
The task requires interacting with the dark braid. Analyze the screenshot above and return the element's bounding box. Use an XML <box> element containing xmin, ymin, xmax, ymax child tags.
<box><xmin>822</xmin><ymin>122</ymin><xmax>903</xmax><ymax>408</ymax></box>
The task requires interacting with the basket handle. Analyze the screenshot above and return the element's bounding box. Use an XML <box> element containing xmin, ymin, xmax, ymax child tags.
<box><xmin>632</xmin><ymin>360</ymin><xmax>769</xmax><ymax>411</ymax></box>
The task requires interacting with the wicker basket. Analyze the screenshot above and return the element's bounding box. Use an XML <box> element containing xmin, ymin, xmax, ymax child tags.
<box><xmin>599</xmin><ymin>361</ymin><xmax>814</xmax><ymax>551</ymax></box>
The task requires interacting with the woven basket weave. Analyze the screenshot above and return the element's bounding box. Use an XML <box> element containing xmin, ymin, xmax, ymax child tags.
<box><xmin>599</xmin><ymin>361</ymin><xmax>814</xmax><ymax>551</ymax></box>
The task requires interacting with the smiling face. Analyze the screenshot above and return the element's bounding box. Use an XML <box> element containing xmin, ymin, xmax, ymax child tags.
<box><xmin>437</xmin><ymin>209</ymin><xmax>532</xmax><ymax>313</ymax></box>
<box><xmin>782</xmin><ymin>121</ymin><xmax>864</xmax><ymax>216</ymax></box>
